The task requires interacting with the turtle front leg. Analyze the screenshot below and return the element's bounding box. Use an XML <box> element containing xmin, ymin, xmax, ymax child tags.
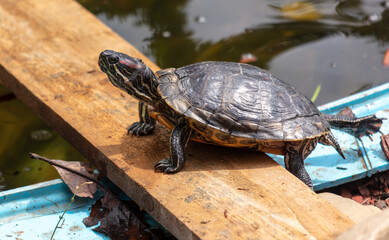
<box><xmin>154</xmin><ymin>121</ymin><xmax>192</xmax><ymax>173</ymax></box>
<box><xmin>127</xmin><ymin>102</ymin><xmax>156</xmax><ymax>136</ymax></box>
<box><xmin>284</xmin><ymin>139</ymin><xmax>318</xmax><ymax>189</ymax></box>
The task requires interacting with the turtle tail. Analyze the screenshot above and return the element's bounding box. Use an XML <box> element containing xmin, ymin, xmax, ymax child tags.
<box><xmin>320</xmin><ymin>132</ymin><xmax>345</xmax><ymax>159</ymax></box>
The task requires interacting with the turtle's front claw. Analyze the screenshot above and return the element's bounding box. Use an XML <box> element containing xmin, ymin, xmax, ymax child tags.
<box><xmin>127</xmin><ymin>122</ymin><xmax>155</xmax><ymax>136</ymax></box>
<box><xmin>154</xmin><ymin>158</ymin><xmax>180</xmax><ymax>173</ymax></box>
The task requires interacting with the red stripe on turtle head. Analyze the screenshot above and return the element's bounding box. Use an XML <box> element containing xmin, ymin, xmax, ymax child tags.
<box><xmin>119</xmin><ymin>58</ymin><xmax>144</xmax><ymax>69</ymax></box>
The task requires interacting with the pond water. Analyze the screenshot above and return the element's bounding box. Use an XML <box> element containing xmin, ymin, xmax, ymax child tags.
<box><xmin>0</xmin><ymin>86</ymin><xmax>85</xmax><ymax>190</ymax></box>
<box><xmin>79</xmin><ymin>0</ymin><xmax>389</xmax><ymax>105</ymax></box>
<box><xmin>1</xmin><ymin>0</ymin><xmax>389</xmax><ymax>190</ymax></box>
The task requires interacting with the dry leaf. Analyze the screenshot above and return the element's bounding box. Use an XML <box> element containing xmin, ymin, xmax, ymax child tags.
<box><xmin>381</xmin><ymin>134</ymin><xmax>389</xmax><ymax>161</ymax></box>
<box><xmin>86</xmin><ymin>190</ymin><xmax>152</xmax><ymax>240</ymax></box>
<box><xmin>336</xmin><ymin>107</ymin><xmax>356</xmax><ymax>118</ymax></box>
<box><xmin>30</xmin><ymin>153</ymin><xmax>169</xmax><ymax>239</ymax></box>
<box><xmin>30</xmin><ymin>153</ymin><xmax>98</xmax><ymax>198</ymax></box>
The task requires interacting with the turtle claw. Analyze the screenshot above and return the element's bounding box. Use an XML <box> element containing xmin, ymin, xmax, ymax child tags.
<box><xmin>154</xmin><ymin>158</ymin><xmax>179</xmax><ymax>173</ymax></box>
<box><xmin>355</xmin><ymin>115</ymin><xmax>384</xmax><ymax>138</ymax></box>
<box><xmin>127</xmin><ymin>122</ymin><xmax>155</xmax><ymax>136</ymax></box>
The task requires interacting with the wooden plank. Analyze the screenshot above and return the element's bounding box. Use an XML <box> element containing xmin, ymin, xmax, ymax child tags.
<box><xmin>0</xmin><ymin>0</ymin><xmax>354</xmax><ymax>239</ymax></box>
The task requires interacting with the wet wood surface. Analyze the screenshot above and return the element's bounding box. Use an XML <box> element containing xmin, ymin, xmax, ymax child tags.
<box><xmin>0</xmin><ymin>0</ymin><xmax>354</xmax><ymax>239</ymax></box>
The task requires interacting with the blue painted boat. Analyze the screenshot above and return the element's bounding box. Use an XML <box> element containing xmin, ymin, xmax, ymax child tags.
<box><xmin>0</xmin><ymin>179</ymin><xmax>109</xmax><ymax>239</ymax></box>
<box><xmin>271</xmin><ymin>82</ymin><xmax>389</xmax><ymax>191</ymax></box>
<box><xmin>1</xmin><ymin>83</ymin><xmax>388</xmax><ymax>238</ymax></box>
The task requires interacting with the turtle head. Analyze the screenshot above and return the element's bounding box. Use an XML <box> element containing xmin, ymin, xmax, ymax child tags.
<box><xmin>98</xmin><ymin>50</ymin><xmax>158</xmax><ymax>104</ymax></box>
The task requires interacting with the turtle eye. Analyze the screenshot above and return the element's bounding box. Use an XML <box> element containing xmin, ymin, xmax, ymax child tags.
<box><xmin>107</xmin><ymin>55</ymin><xmax>119</xmax><ymax>64</ymax></box>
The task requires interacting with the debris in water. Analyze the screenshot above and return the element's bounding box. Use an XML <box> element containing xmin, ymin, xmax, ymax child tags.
<box><xmin>239</xmin><ymin>53</ymin><xmax>258</xmax><ymax>63</ymax></box>
<box><xmin>162</xmin><ymin>31</ymin><xmax>171</xmax><ymax>38</ymax></box>
<box><xmin>367</xmin><ymin>13</ymin><xmax>381</xmax><ymax>23</ymax></box>
<box><xmin>383</xmin><ymin>50</ymin><xmax>389</xmax><ymax>66</ymax></box>
<box><xmin>195</xmin><ymin>15</ymin><xmax>207</xmax><ymax>24</ymax></box>
<box><xmin>30</xmin><ymin>129</ymin><xmax>54</xmax><ymax>141</ymax></box>
<box><xmin>278</xmin><ymin>1</ymin><xmax>321</xmax><ymax>21</ymax></box>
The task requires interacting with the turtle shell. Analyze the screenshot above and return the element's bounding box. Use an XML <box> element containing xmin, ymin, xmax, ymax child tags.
<box><xmin>157</xmin><ymin>61</ymin><xmax>330</xmax><ymax>144</ymax></box>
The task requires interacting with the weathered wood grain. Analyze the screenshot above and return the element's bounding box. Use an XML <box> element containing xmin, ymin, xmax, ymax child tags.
<box><xmin>0</xmin><ymin>0</ymin><xmax>354</xmax><ymax>239</ymax></box>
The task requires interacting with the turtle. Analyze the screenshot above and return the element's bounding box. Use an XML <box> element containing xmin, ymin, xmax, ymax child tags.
<box><xmin>98</xmin><ymin>49</ymin><xmax>383</xmax><ymax>189</ymax></box>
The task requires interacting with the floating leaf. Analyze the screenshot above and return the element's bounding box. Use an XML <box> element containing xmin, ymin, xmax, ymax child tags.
<box><xmin>280</xmin><ymin>1</ymin><xmax>321</xmax><ymax>21</ymax></box>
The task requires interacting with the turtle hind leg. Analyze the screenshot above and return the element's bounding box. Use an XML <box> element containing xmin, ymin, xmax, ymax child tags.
<box><xmin>284</xmin><ymin>139</ymin><xmax>318</xmax><ymax>189</ymax></box>
<box><xmin>128</xmin><ymin>102</ymin><xmax>156</xmax><ymax>136</ymax></box>
<box><xmin>154</xmin><ymin>121</ymin><xmax>192</xmax><ymax>173</ymax></box>
<box><xmin>323</xmin><ymin>113</ymin><xmax>384</xmax><ymax>138</ymax></box>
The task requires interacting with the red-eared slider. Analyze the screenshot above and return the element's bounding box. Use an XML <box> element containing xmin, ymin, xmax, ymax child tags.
<box><xmin>98</xmin><ymin>50</ymin><xmax>383</xmax><ymax>189</ymax></box>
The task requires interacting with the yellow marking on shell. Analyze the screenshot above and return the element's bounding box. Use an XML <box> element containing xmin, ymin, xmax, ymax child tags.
<box><xmin>187</xmin><ymin>119</ymin><xmax>287</xmax><ymax>155</ymax></box>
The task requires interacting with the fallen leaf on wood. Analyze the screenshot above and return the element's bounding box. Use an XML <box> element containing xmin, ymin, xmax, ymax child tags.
<box><xmin>30</xmin><ymin>153</ymin><xmax>98</xmax><ymax>198</ymax></box>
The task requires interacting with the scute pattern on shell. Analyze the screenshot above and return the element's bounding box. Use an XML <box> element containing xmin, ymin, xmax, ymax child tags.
<box><xmin>157</xmin><ymin>62</ymin><xmax>330</xmax><ymax>141</ymax></box>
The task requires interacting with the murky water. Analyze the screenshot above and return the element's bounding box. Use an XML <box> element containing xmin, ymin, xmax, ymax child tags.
<box><xmin>80</xmin><ymin>0</ymin><xmax>389</xmax><ymax>105</ymax></box>
<box><xmin>0</xmin><ymin>86</ymin><xmax>85</xmax><ymax>190</ymax></box>
<box><xmin>1</xmin><ymin>0</ymin><xmax>389</xmax><ymax>190</ymax></box>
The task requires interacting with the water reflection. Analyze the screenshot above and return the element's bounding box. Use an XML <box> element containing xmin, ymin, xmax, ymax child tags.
<box><xmin>79</xmin><ymin>0</ymin><xmax>389</xmax><ymax>105</ymax></box>
<box><xmin>0</xmin><ymin>85</ymin><xmax>85</xmax><ymax>190</ymax></box>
